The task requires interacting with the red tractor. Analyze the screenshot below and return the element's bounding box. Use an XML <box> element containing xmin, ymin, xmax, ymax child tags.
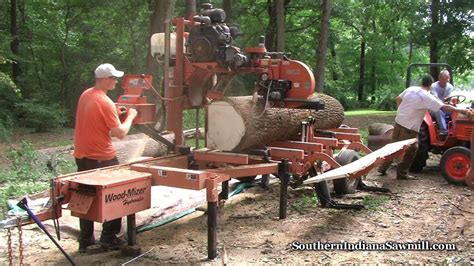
<box><xmin>407</xmin><ymin>63</ymin><xmax>473</xmax><ymax>185</ymax></box>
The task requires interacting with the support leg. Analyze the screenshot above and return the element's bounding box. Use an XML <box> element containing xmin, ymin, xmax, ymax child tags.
<box><xmin>127</xmin><ymin>214</ymin><xmax>136</xmax><ymax>246</ymax></box>
<box><xmin>261</xmin><ymin>174</ymin><xmax>270</xmax><ymax>189</ymax></box>
<box><xmin>314</xmin><ymin>181</ymin><xmax>364</xmax><ymax>210</ymax></box>
<box><xmin>357</xmin><ymin>181</ymin><xmax>390</xmax><ymax>193</ymax></box>
<box><xmin>208</xmin><ymin>201</ymin><xmax>217</xmax><ymax>260</ymax></box>
<box><xmin>279</xmin><ymin>160</ymin><xmax>291</xmax><ymax>219</ymax></box>
<box><xmin>122</xmin><ymin>214</ymin><xmax>141</xmax><ymax>256</ymax></box>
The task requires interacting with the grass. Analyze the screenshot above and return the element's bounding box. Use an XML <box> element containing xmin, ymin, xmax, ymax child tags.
<box><xmin>358</xmin><ymin>128</ymin><xmax>368</xmax><ymax>145</ymax></box>
<box><xmin>359</xmin><ymin>195</ymin><xmax>390</xmax><ymax>211</ymax></box>
<box><xmin>290</xmin><ymin>193</ymin><xmax>319</xmax><ymax>214</ymax></box>
<box><xmin>0</xmin><ymin>141</ymin><xmax>76</xmax><ymax>218</ymax></box>
<box><xmin>345</xmin><ymin>109</ymin><xmax>396</xmax><ymax>116</ymax></box>
<box><xmin>44</xmin><ymin>138</ymin><xmax>73</xmax><ymax>148</ymax></box>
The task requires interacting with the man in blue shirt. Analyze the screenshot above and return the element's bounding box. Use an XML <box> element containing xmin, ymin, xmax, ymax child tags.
<box><xmin>431</xmin><ymin>70</ymin><xmax>454</xmax><ymax>138</ymax></box>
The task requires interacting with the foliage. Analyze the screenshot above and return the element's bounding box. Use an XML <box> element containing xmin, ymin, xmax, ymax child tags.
<box><xmin>15</xmin><ymin>101</ymin><xmax>67</xmax><ymax>132</ymax></box>
<box><xmin>183</xmin><ymin>109</ymin><xmax>205</xmax><ymax>130</ymax></box>
<box><xmin>0</xmin><ymin>0</ymin><xmax>472</xmax><ymax>134</ymax></box>
<box><xmin>0</xmin><ymin>141</ymin><xmax>75</xmax><ymax>208</ymax></box>
<box><xmin>0</xmin><ymin>54</ymin><xmax>20</xmax><ymax>141</ymax></box>
<box><xmin>369</xmin><ymin>85</ymin><xmax>401</xmax><ymax>111</ymax></box>
<box><xmin>327</xmin><ymin>88</ymin><xmax>362</xmax><ymax>110</ymax></box>
<box><xmin>0</xmin><ymin>117</ymin><xmax>13</xmax><ymax>142</ymax></box>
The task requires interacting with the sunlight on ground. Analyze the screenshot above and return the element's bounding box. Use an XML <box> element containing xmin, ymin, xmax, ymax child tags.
<box><xmin>345</xmin><ymin>109</ymin><xmax>397</xmax><ymax>116</ymax></box>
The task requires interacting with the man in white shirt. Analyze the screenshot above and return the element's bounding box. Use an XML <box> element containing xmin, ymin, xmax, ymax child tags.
<box><xmin>431</xmin><ymin>70</ymin><xmax>454</xmax><ymax>137</ymax></box>
<box><xmin>378</xmin><ymin>75</ymin><xmax>471</xmax><ymax>179</ymax></box>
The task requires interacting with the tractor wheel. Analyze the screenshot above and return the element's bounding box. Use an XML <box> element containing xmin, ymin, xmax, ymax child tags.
<box><xmin>440</xmin><ymin>146</ymin><xmax>470</xmax><ymax>185</ymax></box>
<box><xmin>333</xmin><ymin>149</ymin><xmax>361</xmax><ymax>194</ymax></box>
<box><xmin>410</xmin><ymin>122</ymin><xmax>430</xmax><ymax>173</ymax></box>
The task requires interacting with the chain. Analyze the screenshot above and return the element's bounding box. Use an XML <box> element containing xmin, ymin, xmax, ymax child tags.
<box><xmin>6</xmin><ymin>228</ymin><xmax>13</xmax><ymax>266</ymax></box>
<box><xmin>17</xmin><ymin>217</ymin><xmax>24</xmax><ymax>266</ymax></box>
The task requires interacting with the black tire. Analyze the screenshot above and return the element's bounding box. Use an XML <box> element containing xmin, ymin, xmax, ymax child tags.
<box><xmin>410</xmin><ymin>122</ymin><xmax>430</xmax><ymax>173</ymax></box>
<box><xmin>333</xmin><ymin>149</ymin><xmax>361</xmax><ymax>194</ymax></box>
<box><xmin>440</xmin><ymin>146</ymin><xmax>470</xmax><ymax>185</ymax></box>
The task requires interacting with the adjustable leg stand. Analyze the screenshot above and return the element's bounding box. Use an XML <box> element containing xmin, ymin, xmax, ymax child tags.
<box><xmin>208</xmin><ymin>201</ymin><xmax>218</xmax><ymax>260</ymax></box>
<box><xmin>314</xmin><ymin>181</ymin><xmax>365</xmax><ymax>210</ymax></box>
<box><xmin>206</xmin><ymin>177</ymin><xmax>219</xmax><ymax>260</ymax></box>
<box><xmin>127</xmin><ymin>214</ymin><xmax>136</xmax><ymax>245</ymax></box>
<box><xmin>357</xmin><ymin>181</ymin><xmax>390</xmax><ymax>193</ymax></box>
<box><xmin>278</xmin><ymin>159</ymin><xmax>291</xmax><ymax>219</ymax></box>
<box><xmin>122</xmin><ymin>214</ymin><xmax>142</xmax><ymax>256</ymax></box>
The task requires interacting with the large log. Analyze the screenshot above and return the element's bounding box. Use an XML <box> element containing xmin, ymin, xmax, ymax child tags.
<box><xmin>114</xmin><ymin>128</ymin><xmax>205</xmax><ymax>162</ymax></box>
<box><xmin>207</xmin><ymin>93</ymin><xmax>344</xmax><ymax>152</ymax></box>
<box><xmin>113</xmin><ymin>133</ymin><xmax>172</xmax><ymax>163</ymax></box>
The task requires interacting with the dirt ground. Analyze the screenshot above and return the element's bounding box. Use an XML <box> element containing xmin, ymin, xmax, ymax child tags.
<box><xmin>1</xmin><ymin>115</ymin><xmax>473</xmax><ymax>264</ymax></box>
<box><xmin>1</xmin><ymin>159</ymin><xmax>472</xmax><ymax>265</ymax></box>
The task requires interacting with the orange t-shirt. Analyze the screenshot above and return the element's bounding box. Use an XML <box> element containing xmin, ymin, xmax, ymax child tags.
<box><xmin>73</xmin><ymin>88</ymin><xmax>120</xmax><ymax>160</ymax></box>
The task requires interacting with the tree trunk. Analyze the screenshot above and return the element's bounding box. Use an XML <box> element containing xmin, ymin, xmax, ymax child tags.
<box><xmin>223</xmin><ymin>0</ymin><xmax>233</xmax><ymax>22</ymax></box>
<box><xmin>429</xmin><ymin>0</ymin><xmax>439</xmax><ymax>79</ymax></box>
<box><xmin>329</xmin><ymin>32</ymin><xmax>337</xmax><ymax>81</ymax></box>
<box><xmin>185</xmin><ymin>0</ymin><xmax>196</xmax><ymax>18</ymax></box>
<box><xmin>275</xmin><ymin>0</ymin><xmax>285</xmax><ymax>52</ymax></box>
<box><xmin>207</xmin><ymin>94</ymin><xmax>344</xmax><ymax>152</ymax></box>
<box><xmin>357</xmin><ymin>37</ymin><xmax>366</xmax><ymax>102</ymax></box>
<box><xmin>265</xmin><ymin>0</ymin><xmax>276</xmax><ymax>51</ymax></box>
<box><xmin>10</xmin><ymin>0</ymin><xmax>21</xmax><ymax>83</ymax></box>
<box><xmin>370</xmin><ymin>19</ymin><xmax>376</xmax><ymax>95</ymax></box>
<box><xmin>315</xmin><ymin>0</ymin><xmax>332</xmax><ymax>93</ymax></box>
<box><xmin>408</xmin><ymin>28</ymin><xmax>413</xmax><ymax>64</ymax></box>
<box><xmin>146</xmin><ymin>0</ymin><xmax>176</xmax><ymax>72</ymax></box>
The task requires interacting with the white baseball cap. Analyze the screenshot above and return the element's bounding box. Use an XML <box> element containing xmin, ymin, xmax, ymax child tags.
<box><xmin>94</xmin><ymin>63</ymin><xmax>124</xmax><ymax>78</ymax></box>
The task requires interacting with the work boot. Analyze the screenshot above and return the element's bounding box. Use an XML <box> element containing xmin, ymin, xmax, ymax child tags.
<box><xmin>99</xmin><ymin>235</ymin><xmax>127</xmax><ymax>250</ymax></box>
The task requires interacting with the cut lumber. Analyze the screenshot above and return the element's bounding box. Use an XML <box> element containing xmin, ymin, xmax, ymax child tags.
<box><xmin>207</xmin><ymin>93</ymin><xmax>344</xmax><ymax>152</ymax></box>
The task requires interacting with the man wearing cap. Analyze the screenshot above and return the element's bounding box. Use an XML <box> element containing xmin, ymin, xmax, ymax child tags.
<box><xmin>74</xmin><ymin>63</ymin><xmax>137</xmax><ymax>253</ymax></box>
<box><xmin>378</xmin><ymin>75</ymin><xmax>472</xmax><ymax>180</ymax></box>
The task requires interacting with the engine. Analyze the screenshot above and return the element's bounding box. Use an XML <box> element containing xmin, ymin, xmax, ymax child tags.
<box><xmin>188</xmin><ymin>4</ymin><xmax>247</xmax><ymax>68</ymax></box>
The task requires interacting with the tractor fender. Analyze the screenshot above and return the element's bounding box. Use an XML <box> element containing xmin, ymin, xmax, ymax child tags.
<box><xmin>422</xmin><ymin>111</ymin><xmax>438</xmax><ymax>145</ymax></box>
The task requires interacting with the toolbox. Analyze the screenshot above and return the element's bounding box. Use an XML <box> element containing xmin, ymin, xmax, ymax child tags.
<box><xmin>68</xmin><ymin>167</ymin><xmax>152</xmax><ymax>223</ymax></box>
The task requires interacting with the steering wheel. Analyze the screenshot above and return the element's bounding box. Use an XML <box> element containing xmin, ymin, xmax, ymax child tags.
<box><xmin>443</xmin><ymin>95</ymin><xmax>466</xmax><ymax>105</ymax></box>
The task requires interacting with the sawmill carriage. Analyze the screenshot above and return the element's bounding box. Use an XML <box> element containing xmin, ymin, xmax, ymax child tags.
<box><xmin>4</xmin><ymin>4</ymin><xmax>417</xmax><ymax>262</ymax></box>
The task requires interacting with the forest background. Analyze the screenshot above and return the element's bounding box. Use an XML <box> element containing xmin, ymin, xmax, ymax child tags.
<box><xmin>0</xmin><ymin>0</ymin><xmax>472</xmax><ymax>140</ymax></box>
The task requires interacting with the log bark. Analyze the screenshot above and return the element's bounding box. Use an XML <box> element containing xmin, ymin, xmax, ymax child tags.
<box><xmin>207</xmin><ymin>93</ymin><xmax>344</xmax><ymax>151</ymax></box>
<box><xmin>368</xmin><ymin>123</ymin><xmax>394</xmax><ymax>136</ymax></box>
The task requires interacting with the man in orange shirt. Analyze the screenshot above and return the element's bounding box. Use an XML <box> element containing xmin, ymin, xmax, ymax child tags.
<box><xmin>74</xmin><ymin>63</ymin><xmax>137</xmax><ymax>253</ymax></box>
